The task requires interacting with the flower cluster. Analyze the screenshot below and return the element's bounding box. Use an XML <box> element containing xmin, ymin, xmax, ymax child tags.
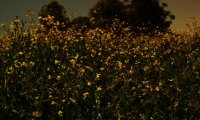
<box><xmin>0</xmin><ymin>15</ymin><xmax>200</xmax><ymax>119</ymax></box>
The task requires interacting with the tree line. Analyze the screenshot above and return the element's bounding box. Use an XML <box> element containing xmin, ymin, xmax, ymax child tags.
<box><xmin>39</xmin><ymin>0</ymin><xmax>175</xmax><ymax>34</ymax></box>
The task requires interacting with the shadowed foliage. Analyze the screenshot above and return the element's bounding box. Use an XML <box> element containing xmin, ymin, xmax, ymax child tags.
<box><xmin>89</xmin><ymin>0</ymin><xmax>175</xmax><ymax>34</ymax></box>
<box><xmin>38</xmin><ymin>0</ymin><xmax>69</xmax><ymax>30</ymax></box>
<box><xmin>89</xmin><ymin>0</ymin><xmax>125</xmax><ymax>28</ymax></box>
<box><xmin>69</xmin><ymin>16</ymin><xmax>93</xmax><ymax>32</ymax></box>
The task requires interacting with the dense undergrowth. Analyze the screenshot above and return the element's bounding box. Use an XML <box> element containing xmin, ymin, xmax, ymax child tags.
<box><xmin>0</xmin><ymin>16</ymin><xmax>200</xmax><ymax>119</ymax></box>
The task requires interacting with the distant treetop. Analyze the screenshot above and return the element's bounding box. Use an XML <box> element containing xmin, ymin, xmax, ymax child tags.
<box><xmin>38</xmin><ymin>0</ymin><xmax>70</xmax><ymax>30</ymax></box>
<box><xmin>89</xmin><ymin>0</ymin><xmax>175</xmax><ymax>34</ymax></box>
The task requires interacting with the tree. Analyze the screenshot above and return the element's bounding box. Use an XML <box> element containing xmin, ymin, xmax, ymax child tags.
<box><xmin>38</xmin><ymin>0</ymin><xmax>69</xmax><ymax>30</ymax></box>
<box><xmin>124</xmin><ymin>0</ymin><xmax>175</xmax><ymax>33</ymax></box>
<box><xmin>89</xmin><ymin>0</ymin><xmax>175</xmax><ymax>34</ymax></box>
<box><xmin>88</xmin><ymin>0</ymin><xmax>125</xmax><ymax>28</ymax></box>
<box><xmin>69</xmin><ymin>16</ymin><xmax>92</xmax><ymax>32</ymax></box>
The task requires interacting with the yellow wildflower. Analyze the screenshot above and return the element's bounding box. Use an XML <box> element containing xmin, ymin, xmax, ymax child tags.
<box><xmin>87</xmin><ymin>81</ymin><xmax>92</xmax><ymax>86</ymax></box>
<box><xmin>56</xmin><ymin>75</ymin><xmax>61</xmax><ymax>81</ymax></box>
<box><xmin>29</xmin><ymin>61</ymin><xmax>35</xmax><ymax>66</ymax></box>
<box><xmin>49</xmin><ymin>95</ymin><xmax>52</xmax><ymax>99</ymax></box>
<box><xmin>58</xmin><ymin>110</ymin><xmax>63</xmax><ymax>117</ymax></box>
<box><xmin>69</xmin><ymin>97</ymin><xmax>76</xmax><ymax>104</ymax></box>
<box><xmin>83</xmin><ymin>92</ymin><xmax>89</xmax><ymax>99</ymax></box>
<box><xmin>47</xmin><ymin>67</ymin><xmax>50</xmax><ymax>71</ymax></box>
<box><xmin>69</xmin><ymin>59</ymin><xmax>76</xmax><ymax>66</ymax></box>
<box><xmin>48</xmin><ymin>75</ymin><xmax>52</xmax><ymax>80</ymax></box>
<box><xmin>54</xmin><ymin>60</ymin><xmax>61</xmax><ymax>65</ymax></box>
<box><xmin>6</xmin><ymin>66</ymin><xmax>14</xmax><ymax>74</ymax></box>
<box><xmin>143</xmin><ymin>65</ymin><xmax>149</xmax><ymax>71</ymax></box>
<box><xmin>116</xmin><ymin>61</ymin><xmax>122</xmax><ymax>69</ymax></box>
<box><xmin>155</xmin><ymin>86</ymin><xmax>160</xmax><ymax>92</ymax></box>
<box><xmin>32</xmin><ymin>111</ymin><xmax>42</xmax><ymax>117</ymax></box>
<box><xmin>153</xmin><ymin>60</ymin><xmax>160</xmax><ymax>66</ymax></box>
<box><xmin>159</xmin><ymin>81</ymin><xmax>163</xmax><ymax>87</ymax></box>
<box><xmin>128</xmin><ymin>69</ymin><xmax>134</xmax><ymax>74</ymax></box>
<box><xmin>18</xmin><ymin>51</ymin><xmax>23</xmax><ymax>55</ymax></box>
<box><xmin>74</xmin><ymin>54</ymin><xmax>79</xmax><ymax>60</ymax></box>
<box><xmin>96</xmin><ymin>87</ymin><xmax>102</xmax><ymax>91</ymax></box>
<box><xmin>100</xmin><ymin>67</ymin><xmax>104</xmax><ymax>71</ymax></box>
<box><xmin>22</xmin><ymin>61</ymin><xmax>27</xmax><ymax>66</ymax></box>
<box><xmin>79</xmin><ymin>68</ymin><xmax>85</xmax><ymax>74</ymax></box>
<box><xmin>144</xmin><ymin>46</ymin><xmax>148</xmax><ymax>50</ymax></box>
<box><xmin>95</xmin><ymin>73</ymin><xmax>101</xmax><ymax>80</ymax></box>
<box><xmin>38</xmin><ymin>16</ymin><xmax>42</xmax><ymax>20</ymax></box>
<box><xmin>51</xmin><ymin>101</ymin><xmax>57</xmax><ymax>106</ymax></box>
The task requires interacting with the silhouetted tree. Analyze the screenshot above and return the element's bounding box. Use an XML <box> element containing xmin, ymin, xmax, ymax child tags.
<box><xmin>124</xmin><ymin>0</ymin><xmax>175</xmax><ymax>34</ymax></box>
<box><xmin>89</xmin><ymin>0</ymin><xmax>175</xmax><ymax>34</ymax></box>
<box><xmin>69</xmin><ymin>16</ymin><xmax>92</xmax><ymax>32</ymax></box>
<box><xmin>38</xmin><ymin>0</ymin><xmax>69</xmax><ymax>30</ymax></box>
<box><xmin>88</xmin><ymin>0</ymin><xmax>125</xmax><ymax>28</ymax></box>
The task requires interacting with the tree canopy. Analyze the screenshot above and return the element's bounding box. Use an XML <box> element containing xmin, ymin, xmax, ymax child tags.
<box><xmin>69</xmin><ymin>16</ymin><xmax>92</xmax><ymax>31</ymax></box>
<box><xmin>89</xmin><ymin>0</ymin><xmax>125</xmax><ymax>27</ymax></box>
<box><xmin>38</xmin><ymin>0</ymin><xmax>69</xmax><ymax>30</ymax></box>
<box><xmin>89</xmin><ymin>0</ymin><xmax>175</xmax><ymax>34</ymax></box>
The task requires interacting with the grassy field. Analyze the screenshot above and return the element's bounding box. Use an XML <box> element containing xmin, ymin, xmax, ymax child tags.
<box><xmin>0</xmin><ymin>17</ymin><xmax>200</xmax><ymax>119</ymax></box>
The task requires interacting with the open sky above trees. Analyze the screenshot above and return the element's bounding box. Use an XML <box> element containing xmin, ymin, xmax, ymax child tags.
<box><xmin>0</xmin><ymin>0</ymin><xmax>200</xmax><ymax>31</ymax></box>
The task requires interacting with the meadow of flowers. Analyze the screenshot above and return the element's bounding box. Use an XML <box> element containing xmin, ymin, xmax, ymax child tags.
<box><xmin>0</xmin><ymin>16</ymin><xmax>200</xmax><ymax>119</ymax></box>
